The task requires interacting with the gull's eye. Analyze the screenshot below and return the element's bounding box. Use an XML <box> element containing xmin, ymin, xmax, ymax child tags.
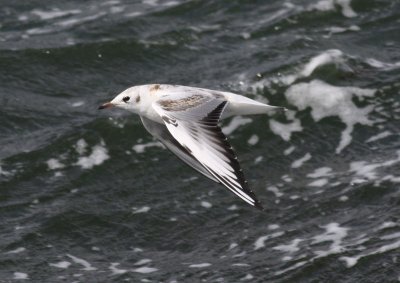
<box><xmin>122</xmin><ymin>96</ymin><xmax>130</xmax><ymax>103</ymax></box>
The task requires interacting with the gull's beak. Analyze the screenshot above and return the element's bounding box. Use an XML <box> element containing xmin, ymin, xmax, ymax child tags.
<box><xmin>98</xmin><ymin>102</ymin><xmax>114</xmax><ymax>110</ymax></box>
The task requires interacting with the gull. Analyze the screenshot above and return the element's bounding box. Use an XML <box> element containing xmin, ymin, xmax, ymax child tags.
<box><xmin>99</xmin><ymin>84</ymin><xmax>284</xmax><ymax>210</ymax></box>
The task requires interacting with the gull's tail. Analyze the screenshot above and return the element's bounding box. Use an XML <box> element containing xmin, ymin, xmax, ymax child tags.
<box><xmin>222</xmin><ymin>91</ymin><xmax>286</xmax><ymax>118</ymax></box>
<box><xmin>224</xmin><ymin>101</ymin><xmax>286</xmax><ymax>118</ymax></box>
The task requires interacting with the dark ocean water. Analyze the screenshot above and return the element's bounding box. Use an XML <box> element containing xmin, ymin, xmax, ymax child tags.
<box><xmin>1</xmin><ymin>0</ymin><xmax>400</xmax><ymax>282</ymax></box>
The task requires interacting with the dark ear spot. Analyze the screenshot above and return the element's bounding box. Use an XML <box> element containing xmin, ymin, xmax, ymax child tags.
<box><xmin>136</xmin><ymin>95</ymin><xmax>141</xmax><ymax>103</ymax></box>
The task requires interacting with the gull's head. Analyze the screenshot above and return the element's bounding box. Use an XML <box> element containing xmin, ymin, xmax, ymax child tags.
<box><xmin>98</xmin><ymin>87</ymin><xmax>141</xmax><ymax>113</ymax></box>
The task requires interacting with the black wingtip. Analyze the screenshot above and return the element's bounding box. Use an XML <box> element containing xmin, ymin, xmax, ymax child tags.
<box><xmin>253</xmin><ymin>200</ymin><xmax>265</xmax><ymax>211</ymax></box>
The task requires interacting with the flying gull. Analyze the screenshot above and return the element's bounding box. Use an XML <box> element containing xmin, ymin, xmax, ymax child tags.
<box><xmin>99</xmin><ymin>84</ymin><xmax>284</xmax><ymax>210</ymax></box>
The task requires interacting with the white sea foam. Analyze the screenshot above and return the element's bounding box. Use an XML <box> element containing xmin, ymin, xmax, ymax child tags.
<box><xmin>284</xmin><ymin>146</ymin><xmax>295</xmax><ymax>155</ymax></box>
<box><xmin>76</xmin><ymin>141</ymin><xmax>109</xmax><ymax>169</ymax></box>
<box><xmin>244</xmin><ymin>49</ymin><xmax>350</xmax><ymax>91</ymax></box>
<box><xmin>378</xmin><ymin>222</ymin><xmax>397</xmax><ymax>230</ymax></box>
<box><xmin>300</xmin><ymin>49</ymin><xmax>345</xmax><ymax>77</ymax></box>
<box><xmin>18</xmin><ymin>15</ymin><xmax>28</xmax><ymax>21</ymax></box>
<box><xmin>241</xmin><ymin>274</ymin><xmax>254</xmax><ymax>281</ymax></box>
<box><xmin>66</xmin><ymin>254</ymin><xmax>97</xmax><ymax>271</ymax></box>
<box><xmin>269</xmin><ymin>118</ymin><xmax>302</xmax><ymax>141</ymax></box>
<box><xmin>381</xmin><ymin>175</ymin><xmax>400</xmax><ymax>183</ymax></box>
<box><xmin>268</xmin><ymin>224</ymin><xmax>280</xmax><ymax>230</ymax></box>
<box><xmin>31</xmin><ymin>9</ymin><xmax>81</xmax><ymax>20</ymax></box>
<box><xmin>134</xmin><ymin>259</ymin><xmax>152</xmax><ymax>266</ymax></box>
<box><xmin>75</xmin><ymin>139</ymin><xmax>88</xmax><ymax>155</ymax></box>
<box><xmin>125</xmin><ymin>11</ymin><xmax>143</xmax><ymax>18</ymax></box>
<box><xmin>47</xmin><ymin>158</ymin><xmax>65</xmax><ymax>170</ymax></box>
<box><xmin>13</xmin><ymin>272</ymin><xmax>28</xmax><ymax>280</ymax></box>
<box><xmin>267</xmin><ymin>186</ymin><xmax>283</xmax><ymax>197</ymax></box>
<box><xmin>231</xmin><ymin>263</ymin><xmax>250</xmax><ymax>267</ymax></box>
<box><xmin>254</xmin><ymin>231</ymin><xmax>285</xmax><ymax>250</ymax></box>
<box><xmin>188</xmin><ymin>263</ymin><xmax>211</xmax><ymax>268</ymax></box>
<box><xmin>281</xmin><ymin>174</ymin><xmax>293</xmax><ymax>182</ymax></box>
<box><xmin>132</xmin><ymin>206</ymin><xmax>151</xmax><ymax>214</ymax></box>
<box><xmin>233</xmin><ymin>251</ymin><xmax>246</xmax><ymax>258</ymax></box>
<box><xmin>273</xmin><ymin>239</ymin><xmax>302</xmax><ymax>253</ymax></box>
<box><xmin>222</xmin><ymin>116</ymin><xmax>252</xmax><ymax>135</ymax></box>
<box><xmin>109</xmin><ymin>6</ymin><xmax>124</xmax><ymax>14</ymax></box>
<box><xmin>26</xmin><ymin>27</ymin><xmax>54</xmax><ymax>35</ymax></box>
<box><xmin>71</xmin><ymin>101</ymin><xmax>85</xmax><ymax>107</ymax></box>
<box><xmin>366</xmin><ymin>131</ymin><xmax>392</xmax><ymax>143</ymax></box>
<box><xmin>143</xmin><ymin>0</ymin><xmax>158</xmax><ymax>6</ymax></box>
<box><xmin>258</xmin><ymin>5</ymin><xmax>293</xmax><ymax>26</ymax></box>
<box><xmin>282</xmin><ymin>256</ymin><xmax>293</xmax><ymax>261</ymax></box>
<box><xmin>340</xmin><ymin>239</ymin><xmax>400</xmax><ymax>268</ymax></box>
<box><xmin>100</xmin><ymin>0</ymin><xmax>121</xmax><ymax>5</ymax></box>
<box><xmin>190</xmin><ymin>24</ymin><xmax>221</xmax><ymax>33</ymax></box>
<box><xmin>272</xmin><ymin>222</ymin><xmax>366</xmax><ymax>274</ymax></box>
<box><xmin>49</xmin><ymin>261</ymin><xmax>71</xmax><ymax>269</ymax></box>
<box><xmin>308</xmin><ymin>0</ymin><xmax>357</xmax><ymax>18</ymax></box>
<box><xmin>247</xmin><ymin>134</ymin><xmax>259</xmax><ymax>145</ymax></box>
<box><xmin>307</xmin><ymin>167</ymin><xmax>332</xmax><ymax>178</ymax></box>
<box><xmin>162</xmin><ymin>1</ymin><xmax>181</xmax><ymax>7</ymax></box>
<box><xmin>0</xmin><ymin>163</ymin><xmax>12</xmax><ymax>176</ymax></box>
<box><xmin>228</xmin><ymin>243</ymin><xmax>238</xmax><ymax>250</ymax></box>
<box><xmin>275</xmin><ymin>261</ymin><xmax>307</xmax><ymax>276</ymax></box>
<box><xmin>286</xmin><ymin>80</ymin><xmax>376</xmax><ymax>153</ymax></box>
<box><xmin>308</xmin><ymin>178</ymin><xmax>328</xmax><ymax>187</ymax></box>
<box><xmin>54</xmin><ymin>171</ymin><xmax>63</xmax><ymax>177</ymax></box>
<box><xmin>350</xmin><ymin>161</ymin><xmax>380</xmax><ymax>180</ymax></box>
<box><xmin>336</xmin><ymin>0</ymin><xmax>357</xmax><ymax>17</ymax></box>
<box><xmin>132</xmin><ymin>141</ymin><xmax>164</xmax><ymax>153</ymax></box>
<box><xmin>339</xmin><ymin>256</ymin><xmax>359</xmax><ymax>268</ymax></box>
<box><xmin>366</xmin><ymin>58</ymin><xmax>400</xmax><ymax>71</ymax></box>
<box><xmin>254</xmin><ymin>156</ymin><xmax>263</xmax><ymax>164</ymax></box>
<box><xmin>312</xmin><ymin>223</ymin><xmax>349</xmax><ymax>257</ymax></box>
<box><xmin>263</xmin><ymin>49</ymin><xmax>348</xmax><ymax>87</ymax></box>
<box><xmin>183</xmin><ymin>176</ymin><xmax>198</xmax><ymax>182</ymax></box>
<box><xmin>324</xmin><ymin>25</ymin><xmax>360</xmax><ymax>36</ymax></box>
<box><xmin>350</xmin><ymin>151</ymin><xmax>400</xmax><ymax>181</ymax></box>
<box><xmin>291</xmin><ymin>153</ymin><xmax>311</xmax><ymax>168</ymax></box>
<box><xmin>380</xmin><ymin>232</ymin><xmax>400</xmax><ymax>240</ymax></box>
<box><xmin>109</xmin><ymin>263</ymin><xmax>127</xmax><ymax>275</ymax></box>
<box><xmin>26</xmin><ymin>10</ymin><xmax>103</xmax><ymax>37</ymax></box>
<box><xmin>227</xmin><ymin>204</ymin><xmax>238</xmax><ymax>210</ymax></box>
<box><xmin>57</xmin><ymin>12</ymin><xmax>106</xmax><ymax>28</ymax></box>
<box><xmin>5</xmin><ymin>247</ymin><xmax>26</xmax><ymax>254</ymax></box>
<box><xmin>200</xmin><ymin>201</ymin><xmax>212</xmax><ymax>208</ymax></box>
<box><xmin>132</xmin><ymin>266</ymin><xmax>158</xmax><ymax>273</ymax></box>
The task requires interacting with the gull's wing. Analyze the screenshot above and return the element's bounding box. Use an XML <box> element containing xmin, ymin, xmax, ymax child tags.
<box><xmin>140</xmin><ymin>116</ymin><xmax>219</xmax><ymax>182</ymax></box>
<box><xmin>153</xmin><ymin>95</ymin><xmax>263</xmax><ymax>209</ymax></box>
